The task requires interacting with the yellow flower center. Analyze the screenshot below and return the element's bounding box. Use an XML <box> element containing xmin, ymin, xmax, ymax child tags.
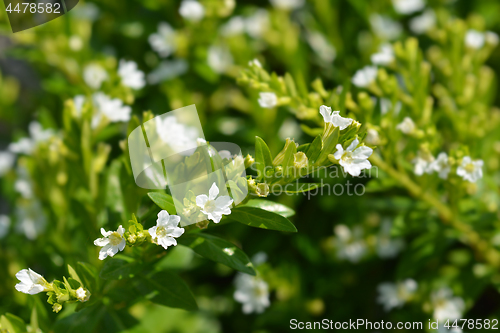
<box><xmin>465</xmin><ymin>163</ymin><xmax>475</xmax><ymax>173</ymax></box>
<box><xmin>109</xmin><ymin>232</ymin><xmax>123</xmax><ymax>246</ymax></box>
<box><xmin>204</xmin><ymin>200</ymin><xmax>216</xmax><ymax>212</ymax></box>
<box><xmin>342</xmin><ymin>151</ymin><xmax>353</xmax><ymax>162</ymax></box>
<box><xmin>156</xmin><ymin>226</ymin><xmax>167</xmax><ymax>238</ymax></box>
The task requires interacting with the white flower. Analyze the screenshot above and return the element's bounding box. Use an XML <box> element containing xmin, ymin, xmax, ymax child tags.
<box><xmin>8</xmin><ymin>122</ymin><xmax>54</xmax><ymax>155</ymax></box>
<box><xmin>196</xmin><ymin>182</ymin><xmax>233</xmax><ymax>223</ymax></box>
<box><xmin>234</xmin><ymin>273</ymin><xmax>270</xmax><ymax>314</ymax></box>
<box><xmin>118</xmin><ymin>60</ymin><xmax>145</xmax><ymax>90</ymax></box>
<box><xmin>149</xmin><ymin>22</ymin><xmax>176</xmax><ymax>58</ymax></box>
<box><xmin>430</xmin><ymin>152</ymin><xmax>451</xmax><ymax>179</ymax></box>
<box><xmin>333</xmin><ymin>224</ymin><xmax>367</xmax><ymax>263</ymax></box>
<box><xmin>380</xmin><ymin>98</ymin><xmax>402</xmax><ymax>115</ymax></box>
<box><xmin>365</xmin><ymin>129</ymin><xmax>381</xmax><ymax>146</ymax></box>
<box><xmin>371</xmin><ymin>44</ymin><xmax>394</xmax><ymax>66</ymax></box>
<box><xmin>0</xmin><ymin>215</ymin><xmax>11</xmax><ymax>239</ymax></box>
<box><xmin>14</xmin><ymin>166</ymin><xmax>33</xmax><ymax>198</ymax></box>
<box><xmin>0</xmin><ymin>151</ymin><xmax>15</xmax><ymax>176</ymax></box>
<box><xmin>319</xmin><ymin>105</ymin><xmax>353</xmax><ymax>130</ymax></box>
<box><xmin>377</xmin><ymin>279</ymin><xmax>418</xmax><ymax>311</ymax></box>
<box><xmin>352</xmin><ymin>66</ymin><xmax>378</xmax><ymax>88</ymax></box>
<box><xmin>269</xmin><ymin>0</ymin><xmax>304</xmax><ymax>10</ymax></box>
<box><xmin>465</xmin><ymin>29</ymin><xmax>485</xmax><ymax>49</ymax></box>
<box><xmin>221</xmin><ymin>16</ymin><xmax>246</xmax><ymax>36</ymax></box>
<box><xmin>456</xmin><ymin>156</ymin><xmax>483</xmax><ymax>183</ymax></box>
<box><xmin>409</xmin><ymin>9</ymin><xmax>436</xmax><ymax>35</ymax></box>
<box><xmin>485</xmin><ymin>31</ymin><xmax>499</xmax><ymax>46</ymax></box>
<box><xmin>148</xmin><ymin>210</ymin><xmax>185</xmax><ymax>250</ymax></box>
<box><xmin>258</xmin><ymin>92</ymin><xmax>278</xmax><ymax>108</ymax></box>
<box><xmin>245</xmin><ymin>9</ymin><xmax>269</xmax><ymax>38</ymax></box>
<box><xmin>431</xmin><ymin>288</ymin><xmax>465</xmax><ymax>321</ymax></box>
<box><xmin>396</xmin><ymin>117</ymin><xmax>416</xmax><ymax>134</ymax></box>
<box><xmin>207</xmin><ymin>45</ymin><xmax>233</xmax><ymax>74</ymax></box>
<box><xmin>83</xmin><ymin>64</ymin><xmax>108</xmax><ymax>89</ymax></box>
<box><xmin>156</xmin><ymin>115</ymin><xmax>199</xmax><ymax>154</ymax></box>
<box><xmin>15</xmin><ymin>268</ymin><xmax>50</xmax><ymax>295</ymax></box>
<box><xmin>15</xmin><ymin>199</ymin><xmax>47</xmax><ymax>240</ymax></box>
<box><xmin>179</xmin><ymin>0</ymin><xmax>205</xmax><ymax>22</ymax></box>
<box><xmin>412</xmin><ymin>152</ymin><xmax>435</xmax><ymax>176</ymax></box>
<box><xmin>333</xmin><ymin>138</ymin><xmax>373</xmax><ymax>177</ymax></box>
<box><xmin>73</xmin><ymin>95</ymin><xmax>86</xmax><ymax>117</ymax></box>
<box><xmin>307</xmin><ymin>32</ymin><xmax>336</xmax><ymax>63</ymax></box>
<box><xmin>370</xmin><ymin>14</ymin><xmax>402</xmax><ymax>40</ymax></box>
<box><xmin>248</xmin><ymin>58</ymin><xmax>262</xmax><ymax>68</ymax></box>
<box><xmin>93</xmin><ymin>225</ymin><xmax>126</xmax><ymax>260</ymax></box>
<box><xmin>91</xmin><ymin>93</ymin><xmax>132</xmax><ymax>128</ymax></box>
<box><xmin>392</xmin><ymin>0</ymin><xmax>425</xmax><ymax>15</ymax></box>
<box><xmin>76</xmin><ymin>287</ymin><xmax>90</xmax><ymax>302</ymax></box>
<box><xmin>69</xmin><ymin>35</ymin><xmax>83</xmax><ymax>51</ymax></box>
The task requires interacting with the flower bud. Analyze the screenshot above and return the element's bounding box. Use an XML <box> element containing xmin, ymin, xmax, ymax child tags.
<box><xmin>256</xmin><ymin>183</ymin><xmax>270</xmax><ymax>197</ymax></box>
<box><xmin>53</xmin><ymin>303</ymin><xmax>62</xmax><ymax>313</ymax></box>
<box><xmin>244</xmin><ymin>154</ymin><xmax>255</xmax><ymax>168</ymax></box>
<box><xmin>273</xmin><ymin>139</ymin><xmax>296</xmax><ymax>166</ymax></box>
<box><xmin>293</xmin><ymin>152</ymin><xmax>308</xmax><ymax>169</ymax></box>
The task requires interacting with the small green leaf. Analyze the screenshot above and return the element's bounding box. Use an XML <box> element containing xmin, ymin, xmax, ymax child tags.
<box><xmin>76</xmin><ymin>262</ymin><xmax>98</xmax><ymax>291</ymax></box>
<box><xmin>283</xmin><ymin>183</ymin><xmax>325</xmax><ymax>194</ymax></box>
<box><xmin>99</xmin><ymin>256</ymin><xmax>142</xmax><ymax>280</ymax></box>
<box><xmin>316</xmin><ymin>126</ymin><xmax>339</xmax><ymax>165</ymax></box>
<box><xmin>179</xmin><ymin>233</ymin><xmax>255</xmax><ymax>275</ymax></box>
<box><xmin>284</xmin><ymin>73</ymin><xmax>297</xmax><ymax>97</ymax></box>
<box><xmin>306</xmin><ymin>135</ymin><xmax>323</xmax><ymax>163</ymax></box>
<box><xmin>255</xmin><ymin>136</ymin><xmax>273</xmax><ymax>181</ymax></box>
<box><xmin>138</xmin><ymin>271</ymin><xmax>198</xmax><ymax>311</ymax></box>
<box><xmin>229</xmin><ymin>206</ymin><xmax>297</xmax><ymax>232</ymax></box>
<box><xmin>243</xmin><ymin>199</ymin><xmax>295</xmax><ymax>217</ymax></box>
<box><xmin>148</xmin><ymin>192</ymin><xmax>176</xmax><ymax>214</ymax></box>
<box><xmin>300</xmin><ymin>124</ymin><xmax>323</xmax><ymax>137</ymax></box>
<box><xmin>67</xmin><ymin>264</ymin><xmax>83</xmax><ymax>285</ymax></box>
<box><xmin>1</xmin><ymin>313</ymin><xmax>26</xmax><ymax>333</ymax></box>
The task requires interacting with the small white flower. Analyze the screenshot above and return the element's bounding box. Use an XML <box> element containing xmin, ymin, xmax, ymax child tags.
<box><xmin>409</xmin><ymin>9</ymin><xmax>436</xmax><ymax>35</ymax></box>
<box><xmin>94</xmin><ymin>225</ymin><xmax>127</xmax><ymax>260</ymax></box>
<box><xmin>91</xmin><ymin>93</ymin><xmax>132</xmax><ymax>128</ymax></box>
<box><xmin>196</xmin><ymin>182</ymin><xmax>233</xmax><ymax>223</ymax></box>
<box><xmin>221</xmin><ymin>16</ymin><xmax>246</xmax><ymax>36</ymax></box>
<box><xmin>0</xmin><ymin>151</ymin><xmax>15</xmax><ymax>176</ymax></box>
<box><xmin>370</xmin><ymin>14</ymin><xmax>403</xmax><ymax>40</ymax></box>
<box><xmin>465</xmin><ymin>29</ymin><xmax>485</xmax><ymax>49</ymax></box>
<box><xmin>456</xmin><ymin>156</ymin><xmax>483</xmax><ymax>183</ymax></box>
<box><xmin>68</xmin><ymin>35</ymin><xmax>83</xmax><ymax>51</ymax></box>
<box><xmin>234</xmin><ymin>273</ymin><xmax>270</xmax><ymax>314</ymax></box>
<box><xmin>319</xmin><ymin>105</ymin><xmax>353</xmax><ymax>130</ymax></box>
<box><xmin>377</xmin><ymin>279</ymin><xmax>418</xmax><ymax>311</ymax></box>
<box><xmin>8</xmin><ymin>122</ymin><xmax>55</xmax><ymax>155</ymax></box>
<box><xmin>269</xmin><ymin>0</ymin><xmax>304</xmax><ymax>10</ymax></box>
<box><xmin>430</xmin><ymin>152</ymin><xmax>451</xmax><ymax>179</ymax></box>
<box><xmin>0</xmin><ymin>215</ymin><xmax>11</xmax><ymax>239</ymax></box>
<box><xmin>14</xmin><ymin>166</ymin><xmax>33</xmax><ymax>199</ymax></box>
<box><xmin>83</xmin><ymin>64</ymin><xmax>108</xmax><ymax>90</ymax></box>
<box><xmin>352</xmin><ymin>66</ymin><xmax>378</xmax><ymax>88</ymax></box>
<box><xmin>156</xmin><ymin>115</ymin><xmax>199</xmax><ymax>154</ymax></box>
<box><xmin>371</xmin><ymin>44</ymin><xmax>394</xmax><ymax>66</ymax></box>
<box><xmin>248</xmin><ymin>58</ymin><xmax>262</xmax><ymax>68</ymax></box>
<box><xmin>485</xmin><ymin>31</ymin><xmax>499</xmax><ymax>46</ymax></box>
<box><xmin>73</xmin><ymin>95</ymin><xmax>86</xmax><ymax>117</ymax></box>
<box><xmin>118</xmin><ymin>60</ymin><xmax>145</xmax><ymax>90</ymax></box>
<box><xmin>365</xmin><ymin>129</ymin><xmax>381</xmax><ymax>146</ymax></box>
<box><xmin>380</xmin><ymin>98</ymin><xmax>402</xmax><ymax>116</ymax></box>
<box><xmin>15</xmin><ymin>268</ymin><xmax>49</xmax><ymax>295</ymax></box>
<box><xmin>333</xmin><ymin>138</ymin><xmax>373</xmax><ymax>177</ymax></box>
<box><xmin>396</xmin><ymin>117</ymin><xmax>416</xmax><ymax>134</ymax></box>
<box><xmin>412</xmin><ymin>152</ymin><xmax>435</xmax><ymax>176</ymax></box>
<box><xmin>278</xmin><ymin>118</ymin><xmax>301</xmax><ymax>141</ymax></box>
<box><xmin>258</xmin><ymin>92</ymin><xmax>278</xmax><ymax>108</ymax></box>
<box><xmin>307</xmin><ymin>31</ymin><xmax>336</xmax><ymax>63</ymax></box>
<box><xmin>207</xmin><ymin>45</ymin><xmax>233</xmax><ymax>74</ymax></box>
<box><xmin>392</xmin><ymin>0</ymin><xmax>425</xmax><ymax>15</ymax></box>
<box><xmin>179</xmin><ymin>0</ymin><xmax>205</xmax><ymax>22</ymax></box>
<box><xmin>148</xmin><ymin>210</ymin><xmax>185</xmax><ymax>250</ymax></box>
<box><xmin>149</xmin><ymin>22</ymin><xmax>176</xmax><ymax>58</ymax></box>
<box><xmin>76</xmin><ymin>287</ymin><xmax>90</xmax><ymax>302</ymax></box>
<box><xmin>333</xmin><ymin>225</ymin><xmax>367</xmax><ymax>263</ymax></box>
<box><xmin>245</xmin><ymin>9</ymin><xmax>270</xmax><ymax>38</ymax></box>
<box><xmin>431</xmin><ymin>288</ymin><xmax>465</xmax><ymax>321</ymax></box>
<box><xmin>15</xmin><ymin>199</ymin><xmax>47</xmax><ymax>240</ymax></box>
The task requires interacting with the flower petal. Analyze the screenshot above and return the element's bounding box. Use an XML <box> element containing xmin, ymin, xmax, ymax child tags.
<box><xmin>166</xmin><ymin>214</ymin><xmax>181</xmax><ymax>228</ymax></box>
<box><xmin>94</xmin><ymin>237</ymin><xmax>110</xmax><ymax>247</ymax></box>
<box><xmin>209</xmin><ymin>182</ymin><xmax>219</xmax><ymax>200</ymax></box>
<box><xmin>148</xmin><ymin>226</ymin><xmax>158</xmax><ymax>239</ymax></box>
<box><xmin>353</xmin><ymin>146</ymin><xmax>373</xmax><ymax>159</ymax></box>
<box><xmin>196</xmin><ymin>194</ymin><xmax>209</xmax><ymax>208</ymax></box>
<box><xmin>157</xmin><ymin>210</ymin><xmax>170</xmax><ymax>225</ymax></box>
<box><xmin>346</xmin><ymin>138</ymin><xmax>359</xmax><ymax>152</ymax></box>
<box><xmin>214</xmin><ymin>196</ymin><xmax>233</xmax><ymax>209</ymax></box>
<box><xmin>319</xmin><ymin>105</ymin><xmax>332</xmax><ymax>123</ymax></box>
<box><xmin>169</xmin><ymin>227</ymin><xmax>185</xmax><ymax>238</ymax></box>
<box><xmin>333</xmin><ymin>144</ymin><xmax>344</xmax><ymax>160</ymax></box>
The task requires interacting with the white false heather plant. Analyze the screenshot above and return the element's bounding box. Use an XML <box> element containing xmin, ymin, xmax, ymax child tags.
<box><xmin>148</xmin><ymin>210</ymin><xmax>185</xmax><ymax>250</ymax></box>
<box><xmin>94</xmin><ymin>225</ymin><xmax>127</xmax><ymax>260</ymax></box>
<box><xmin>196</xmin><ymin>183</ymin><xmax>233</xmax><ymax>223</ymax></box>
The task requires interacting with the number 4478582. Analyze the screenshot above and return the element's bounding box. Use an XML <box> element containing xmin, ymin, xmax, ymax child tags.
<box><xmin>445</xmin><ymin>319</ymin><xmax>498</xmax><ymax>330</ymax></box>
<box><xmin>6</xmin><ymin>2</ymin><xmax>61</xmax><ymax>14</ymax></box>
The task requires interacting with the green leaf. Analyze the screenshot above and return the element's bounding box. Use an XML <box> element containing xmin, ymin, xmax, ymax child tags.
<box><xmin>316</xmin><ymin>126</ymin><xmax>339</xmax><ymax>165</ymax></box>
<box><xmin>54</xmin><ymin>304</ymin><xmax>105</xmax><ymax>333</ymax></box>
<box><xmin>99</xmin><ymin>256</ymin><xmax>143</xmax><ymax>280</ymax></box>
<box><xmin>300</xmin><ymin>124</ymin><xmax>323</xmax><ymax>137</ymax></box>
<box><xmin>178</xmin><ymin>233</ymin><xmax>256</xmax><ymax>275</ymax></box>
<box><xmin>243</xmin><ymin>199</ymin><xmax>295</xmax><ymax>217</ymax></box>
<box><xmin>139</xmin><ymin>271</ymin><xmax>198</xmax><ymax>311</ymax></box>
<box><xmin>255</xmin><ymin>136</ymin><xmax>273</xmax><ymax>181</ymax></box>
<box><xmin>284</xmin><ymin>73</ymin><xmax>297</xmax><ymax>97</ymax></box>
<box><xmin>0</xmin><ymin>313</ymin><xmax>26</xmax><ymax>333</ymax></box>
<box><xmin>306</xmin><ymin>135</ymin><xmax>323</xmax><ymax>163</ymax></box>
<box><xmin>229</xmin><ymin>206</ymin><xmax>297</xmax><ymax>232</ymax></box>
<box><xmin>76</xmin><ymin>262</ymin><xmax>98</xmax><ymax>291</ymax></box>
<box><xmin>68</xmin><ymin>264</ymin><xmax>82</xmax><ymax>285</ymax></box>
<box><xmin>282</xmin><ymin>183</ymin><xmax>325</xmax><ymax>194</ymax></box>
<box><xmin>148</xmin><ymin>192</ymin><xmax>176</xmax><ymax>214</ymax></box>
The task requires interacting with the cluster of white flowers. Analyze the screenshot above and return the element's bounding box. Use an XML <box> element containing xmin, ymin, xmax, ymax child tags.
<box><xmin>392</xmin><ymin>0</ymin><xmax>425</xmax><ymax>15</ymax></box>
<box><xmin>377</xmin><ymin>279</ymin><xmax>418</xmax><ymax>311</ymax></box>
<box><xmin>370</xmin><ymin>14</ymin><xmax>402</xmax><ymax>41</ymax></box>
<box><xmin>409</xmin><ymin>9</ymin><xmax>436</xmax><ymax>35</ymax></box>
<box><xmin>155</xmin><ymin>114</ymin><xmax>199</xmax><ymax>154</ymax></box>
<box><xmin>371</xmin><ymin>44</ymin><xmax>394</xmax><ymax>66</ymax></box>
<box><xmin>221</xmin><ymin>10</ymin><xmax>269</xmax><ymax>39</ymax></box>
<box><xmin>8</xmin><ymin>121</ymin><xmax>55</xmax><ymax>155</ymax></box>
<box><xmin>207</xmin><ymin>45</ymin><xmax>234</xmax><ymax>74</ymax></box>
<box><xmin>196</xmin><ymin>182</ymin><xmax>233</xmax><ymax>223</ymax></box>
<box><xmin>118</xmin><ymin>60</ymin><xmax>145</xmax><ymax>90</ymax></box>
<box><xmin>258</xmin><ymin>92</ymin><xmax>278</xmax><ymax>108</ymax></box>
<box><xmin>396</xmin><ymin>116</ymin><xmax>416</xmax><ymax>134</ymax></box>
<box><xmin>465</xmin><ymin>29</ymin><xmax>499</xmax><ymax>49</ymax></box>
<box><xmin>352</xmin><ymin>66</ymin><xmax>378</xmax><ymax>88</ymax></box>
<box><xmin>179</xmin><ymin>0</ymin><xmax>205</xmax><ymax>22</ymax></box>
<box><xmin>431</xmin><ymin>288</ymin><xmax>465</xmax><ymax>322</ymax></box>
<box><xmin>412</xmin><ymin>151</ymin><xmax>483</xmax><ymax>182</ymax></box>
<box><xmin>73</xmin><ymin>93</ymin><xmax>132</xmax><ymax>129</ymax></box>
<box><xmin>333</xmin><ymin>224</ymin><xmax>367</xmax><ymax>263</ymax></box>
<box><xmin>319</xmin><ymin>105</ymin><xmax>353</xmax><ymax>130</ymax></box>
<box><xmin>149</xmin><ymin>22</ymin><xmax>177</xmax><ymax>58</ymax></box>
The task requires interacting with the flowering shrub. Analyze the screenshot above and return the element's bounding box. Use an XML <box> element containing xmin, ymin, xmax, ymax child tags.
<box><xmin>1</xmin><ymin>0</ymin><xmax>500</xmax><ymax>332</ymax></box>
